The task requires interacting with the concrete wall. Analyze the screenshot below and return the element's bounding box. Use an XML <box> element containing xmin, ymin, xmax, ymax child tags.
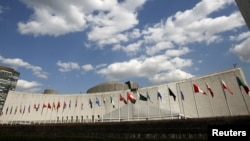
<box><xmin>0</xmin><ymin>68</ymin><xmax>250</xmax><ymax>124</ymax></box>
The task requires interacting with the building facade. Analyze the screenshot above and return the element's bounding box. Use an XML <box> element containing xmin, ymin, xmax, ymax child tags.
<box><xmin>0</xmin><ymin>65</ymin><xmax>20</xmax><ymax>112</ymax></box>
<box><xmin>0</xmin><ymin>67</ymin><xmax>249</xmax><ymax>124</ymax></box>
<box><xmin>235</xmin><ymin>0</ymin><xmax>250</xmax><ymax>30</ymax></box>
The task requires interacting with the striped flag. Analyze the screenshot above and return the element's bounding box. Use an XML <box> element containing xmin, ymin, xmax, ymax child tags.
<box><xmin>221</xmin><ymin>80</ymin><xmax>233</xmax><ymax>95</ymax></box>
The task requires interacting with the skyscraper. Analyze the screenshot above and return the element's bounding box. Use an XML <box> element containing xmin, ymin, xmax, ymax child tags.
<box><xmin>0</xmin><ymin>65</ymin><xmax>20</xmax><ymax>112</ymax></box>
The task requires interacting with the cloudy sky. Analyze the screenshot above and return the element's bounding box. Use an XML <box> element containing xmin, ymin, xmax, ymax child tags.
<box><xmin>0</xmin><ymin>0</ymin><xmax>250</xmax><ymax>94</ymax></box>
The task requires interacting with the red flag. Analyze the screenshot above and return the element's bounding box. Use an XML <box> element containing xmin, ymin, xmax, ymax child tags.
<box><xmin>63</xmin><ymin>101</ymin><xmax>67</xmax><ymax>109</ymax></box>
<box><xmin>127</xmin><ymin>92</ymin><xmax>136</xmax><ymax>104</ymax></box>
<box><xmin>57</xmin><ymin>101</ymin><xmax>60</xmax><ymax>110</ymax></box>
<box><xmin>193</xmin><ymin>83</ymin><xmax>206</xmax><ymax>95</ymax></box>
<box><xmin>206</xmin><ymin>83</ymin><xmax>214</xmax><ymax>97</ymax></box>
<box><xmin>221</xmin><ymin>80</ymin><xmax>233</xmax><ymax>94</ymax></box>
<box><xmin>48</xmin><ymin>103</ymin><xmax>51</xmax><ymax>109</ymax></box>
<box><xmin>120</xmin><ymin>94</ymin><xmax>127</xmax><ymax>104</ymax></box>
<box><xmin>43</xmin><ymin>103</ymin><xmax>47</xmax><ymax>108</ymax></box>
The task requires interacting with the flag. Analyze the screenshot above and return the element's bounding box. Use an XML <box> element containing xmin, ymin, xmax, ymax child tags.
<box><xmin>19</xmin><ymin>105</ymin><xmax>22</xmax><ymax>114</ymax></box>
<box><xmin>206</xmin><ymin>83</ymin><xmax>214</xmax><ymax>97</ymax></box>
<box><xmin>57</xmin><ymin>101</ymin><xmax>60</xmax><ymax>110</ymax></box>
<box><xmin>96</xmin><ymin>97</ymin><xmax>101</xmax><ymax>106</ymax></box>
<box><xmin>14</xmin><ymin>106</ymin><xmax>17</xmax><ymax>114</ymax></box>
<box><xmin>146</xmin><ymin>91</ymin><xmax>153</xmax><ymax>103</ymax></box>
<box><xmin>193</xmin><ymin>83</ymin><xmax>206</xmax><ymax>95</ymax></box>
<box><xmin>168</xmin><ymin>87</ymin><xmax>176</xmax><ymax>101</ymax></box>
<box><xmin>221</xmin><ymin>80</ymin><xmax>233</xmax><ymax>95</ymax></box>
<box><xmin>34</xmin><ymin>104</ymin><xmax>37</xmax><ymax>110</ymax></box>
<box><xmin>28</xmin><ymin>105</ymin><xmax>30</xmax><ymax>113</ymax></box>
<box><xmin>5</xmin><ymin>107</ymin><xmax>8</xmax><ymax>115</ymax></box>
<box><xmin>180</xmin><ymin>90</ymin><xmax>184</xmax><ymax>101</ymax></box>
<box><xmin>138</xmin><ymin>93</ymin><xmax>147</xmax><ymax>101</ymax></box>
<box><xmin>120</xmin><ymin>94</ymin><xmax>127</xmax><ymax>104</ymax></box>
<box><xmin>63</xmin><ymin>101</ymin><xmax>67</xmax><ymax>110</ymax></box>
<box><xmin>236</xmin><ymin>76</ymin><xmax>249</xmax><ymax>94</ymax></box>
<box><xmin>23</xmin><ymin>106</ymin><xmax>25</xmax><ymax>114</ymax></box>
<box><xmin>48</xmin><ymin>103</ymin><xmax>52</xmax><ymax>109</ymax></box>
<box><xmin>10</xmin><ymin>106</ymin><xmax>13</xmax><ymax>114</ymax></box>
<box><xmin>42</xmin><ymin>103</ymin><xmax>47</xmax><ymax>108</ymax></box>
<box><xmin>157</xmin><ymin>91</ymin><xmax>162</xmax><ymax>100</ymax></box>
<box><xmin>89</xmin><ymin>99</ymin><xmax>93</xmax><ymax>109</ymax></box>
<box><xmin>69</xmin><ymin>100</ymin><xmax>71</xmax><ymax>108</ymax></box>
<box><xmin>52</xmin><ymin>102</ymin><xmax>56</xmax><ymax>110</ymax></box>
<box><xmin>75</xmin><ymin>99</ymin><xmax>77</xmax><ymax>107</ymax></box>
<box><xmin>102</xmin><ymin>95</ymin><xmax>106</xmax><ymax>105</ymax></box>
<box><xmin>127</xmin><ymin>92</ymin><xmax>136</xmax><ymax>104</ymax></box>
<box><xmin>110</xmin><ymin>96</ymin><xmax>115</xmax><ymax>108</ymax></box>
<box><xmin>37</xmin><ymin>104</ymin><xmax>40</xmax><ymax>111</ymax></box>
<box><xmin>81</xmin><ymin>103</ymin><xmax>84</xmax><ymax>110</ymax></box>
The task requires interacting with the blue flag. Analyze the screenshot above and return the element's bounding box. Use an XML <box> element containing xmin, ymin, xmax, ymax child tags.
<box><xmin>96</xmin><ymin>97</ymin><xmax>101</xmax><ymax>106</ymax></box>
<box><xmin>157</xmin><ymin>91</ymin><xmax>162</xmax><ymax>100</ymax></box>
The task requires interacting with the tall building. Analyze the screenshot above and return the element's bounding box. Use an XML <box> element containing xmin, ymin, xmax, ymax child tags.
<box><xmin>0</xmin><ymin>65</ymin><xmax>20</xmax><ymax>112</ymax></box>
<box><xmin>235</xmin><ymin>0</ymin><xmax>250</xmax><ymax>30</ymax></box>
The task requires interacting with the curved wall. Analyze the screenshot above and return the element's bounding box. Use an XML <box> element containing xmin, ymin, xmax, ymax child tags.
<box><xmin>0</xmin><ymin>68</ymin><xmax>250</xmax><ymax>124</ymax></box>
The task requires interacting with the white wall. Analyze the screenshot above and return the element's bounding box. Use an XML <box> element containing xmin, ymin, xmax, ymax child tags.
<box><xmin>0</xmin><ymin>68</ymin><xmax>249</xmax><ymax>124</ymax></box>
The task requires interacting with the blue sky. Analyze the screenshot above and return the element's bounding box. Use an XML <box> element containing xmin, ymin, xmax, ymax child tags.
<box><xmin>0</xmin><ymin>0</ymin><xmax>250</xmax><ymax>94</ymax></box>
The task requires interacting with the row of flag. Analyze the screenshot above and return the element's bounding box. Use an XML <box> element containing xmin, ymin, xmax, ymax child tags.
<box><xmin>3</xmin><ymin>76</ymin><xmax>249</xmax><ymax>116</ymax></box>
<box><xmin>192</xmin><ymin>77</ymin><xmax>249</xmax><ymax>96</ymax></box>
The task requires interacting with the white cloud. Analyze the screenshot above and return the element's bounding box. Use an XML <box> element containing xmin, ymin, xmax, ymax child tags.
<box><xmin>146</xmin><ymin>41</ymin><xmax>174</xmax><ymax>56</ymax></box>
<box><xmin>97</xmin><ymin>55</ymin><xmax>193</xmax><ymax>83</ymax></box>
<box><xmin>231</xmin><ymin>37</ymin><xmax>250</xmax><ymax>63</ymax></box>
<box><xmin>16</xmin><ymin>0</ymin><xmax>248</xmax><ymax>85</ymax></box>
<box><xmin>230</xmin><ymin>31</ymin><xmax>250</xmax><ymax>41</ymax></box>
<box><xmin>18</xmin><ymin>0</ymin><xmax>146</xmax><ymax>42</ymax></box>
<box><xmin>149</xmin><ymin>69</ymin><xmax>194</xmax><ymax>84</ymax></box>
<box><xmin>0</xmin><ymin>55</ymin><xmax>48</xmax><ymax>79</ymax></box>
<box><xmin>165</xmin><ymin>47</ymin><xmax>190</xmax><ymax>57</ymax></box>
<box><xmin>16</xmin><ymin>79</ymin><xmax>42</xmax><ymax>93</ymax></box>
<box><xmin>82</xmin><ymin>64</ymin><xmax>94</xmax><ymax>72</ymax></box>
<box><xmin>112</xmin><ymin>40</ymin><xmax>143</xmax><ymax>56</ymax></box>
<box><xmin>56</xmin><ymin>61</ymin><xmax>80</xmax><ymax>72</ymax></box>
<box><xmin>96</xmin><ymin>0</ymin><xmax>243</xmax><ymax>82</ymax></box>
<box><xmin>142</xmin><ymin>1</ymin><xmax>243</xmax><ymax>47</ymax></box>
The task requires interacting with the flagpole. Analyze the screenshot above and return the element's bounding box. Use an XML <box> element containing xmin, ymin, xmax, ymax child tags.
<box><xmin>221</xmin><ymin>85</ymin><xmax>232</xmax><ymax>116</ymax></box>
<box><xmin>220</xmin><ymin>79</ymin><xmax>232</xmax><ymax>116</ymax></box>
<box><xmin>235</xmin><ymin>75</ymin><xmax>250</xmax><ymax>114</ymax></box>
<box><xmin>137</xmin><ymin>91</ymin><xmax>139</xmax><ymax>120</ymax></box>
<box><xmin>238</xmin><ymin>85</ymin><xmax>250</xmax><ymax>114</ymax></box>
<box><xmin>205</xmin><ymin>83</ymin><xmax>214</xmax><ymax>117</ymax></box>
<box><xmin>49</xmin><ymin>99</ymin><xmax>53</xmax><ymax>123</ymax></box>
<box><xmin>110</xmin><ymin>95</ymin><xmax>112</xmax><ymax>122</ymax></box>
<box><xmin>157</xmin><ymin>89</ymin><xmax>162</xmax><ymax>119</ymax></box>
<box><xmin>62</xmin><ymin>97</ymin><xmax>65</xmax><ymax>123</ymax></box>
<box><xmin>167</xmin><ymin>86</ymin><xmax>172</xmax><ymax>119</ymax></box>
<box><xmin>101</xmin><ymin>95</ymin><xmax>104</xmax><ymax>122</ymax></box>
<box><xmin>147</xmin><ymin>90</ymin><xmax>149</xmax><ymax>120</ymax></box>
<box><xmin>190</xmin><ymin>81</ymin><xmax>199</xmax><ymax>118</ymax></box>
<box><xmin>176</xmin><ymin>83</ymin><xmax>183</xmax><ymax>119</ymax></box>
<box><xmin>93</xmin><ymin>97</ymin><xmax>96</xmax><ymax>123</ymax></box>
<box><xmin>118</xmin><ymin>93</ymin><xmax>121</xmax><ymax>122</ymax></box>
